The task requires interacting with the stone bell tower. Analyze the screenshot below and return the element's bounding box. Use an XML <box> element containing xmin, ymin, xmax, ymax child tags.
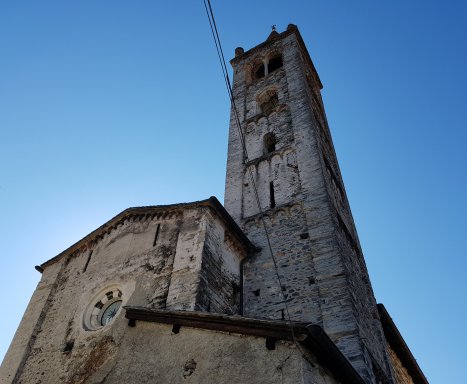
<box><xmin>224</xmin><ymin>25</ymin><xmax>394</xmax><ymax>383</ymax></box>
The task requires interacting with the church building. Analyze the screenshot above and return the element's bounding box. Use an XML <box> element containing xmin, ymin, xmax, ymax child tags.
<box><xmin>1</xmin><ymin>25</ymin><xmax>428</xmax><ymax>384</ymax></box>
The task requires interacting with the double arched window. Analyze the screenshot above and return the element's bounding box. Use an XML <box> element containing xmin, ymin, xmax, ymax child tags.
<box><xmin>268</xmin><ymin>56</ymin><xmax>283</xmax><ymax>73</ymax></box>
<box><xmin>252</xmin><ymin>54</ymin><xmax>283</xmax><ymax>80</ymax></box>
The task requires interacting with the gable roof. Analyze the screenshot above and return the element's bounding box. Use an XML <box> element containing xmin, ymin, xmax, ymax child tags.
<box><xmin>38</xmin><ymin>196</ymin><xmax>253</xmax><ymax>270</ymax></box>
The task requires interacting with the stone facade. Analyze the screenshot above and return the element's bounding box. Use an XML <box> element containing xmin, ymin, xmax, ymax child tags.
<box><xmin>4</xmin><ymin>307</ymin><xmax>349</xmax><ymax>384</ymax></box>
<box><xmin>1</xmin><ymin>198</ymin><xmax>360</xmax><ymax>384</ymax></box>
<box><xmin>225</xmin><ymin>25</ymin><xmax>394</xmax><ymax>383</ymax></box>
<box><xmin>0</xmin><ymin>200</ymin><xmax>250</xmax><ymax>383</ymax></box>
<box><xmin>90</xmin><ymin>322</ymin><xmax>328</xmax><ymax>384</ymax></box>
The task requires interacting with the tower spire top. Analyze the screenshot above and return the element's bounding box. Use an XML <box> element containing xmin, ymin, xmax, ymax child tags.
<box><xmin>267</xmin><ymin>25</ymin><xmax>279</xmax><ymax>40</ymax></box>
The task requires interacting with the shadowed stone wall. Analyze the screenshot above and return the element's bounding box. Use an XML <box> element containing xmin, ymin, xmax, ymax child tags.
<box><xmin>387</xmin><ymin>346</ymin><xmax>415</xmax><ymax>384</ymax></box>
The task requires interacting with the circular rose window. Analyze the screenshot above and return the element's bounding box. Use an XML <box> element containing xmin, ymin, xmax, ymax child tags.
<box><xmin>84</xmin><ymin>287</ymin><xmax>123</xmax><ymax>330</ymax></box>
<box><xmin>101</xmin><ymin>300</ymin><xmax>122</xmax><ymax>326</ymax></box>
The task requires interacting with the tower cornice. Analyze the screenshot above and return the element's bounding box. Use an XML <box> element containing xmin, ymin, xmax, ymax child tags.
<box><xmin>230</xmin><ymin>24</ymin><xmax>323</xmax><ymax>90</ymax></box>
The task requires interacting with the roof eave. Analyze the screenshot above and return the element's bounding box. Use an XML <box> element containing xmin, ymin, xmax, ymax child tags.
<box><xmin>124</xmin><ymin>307</ymin><xmax>365</xmax><ymax>384</ymax></box>
<box><xmin>39</xmin><ymin>196</ymin><xmax>253</xmax><ymax>270</ymax></box>
<box><xmin>377</xmin><ymin>303</ymin><xmax>429</xmax><ymax>384</ymax></box>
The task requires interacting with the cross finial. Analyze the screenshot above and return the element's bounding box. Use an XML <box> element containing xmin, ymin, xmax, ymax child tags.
<box><xmin>271</xmin><ymin>25</ymin><xmax>276</xmax><ymax>32</ymax></box>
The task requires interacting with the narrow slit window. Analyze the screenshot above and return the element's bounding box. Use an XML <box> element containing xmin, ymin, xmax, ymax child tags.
<box><xmin>270</xmin><ymin>182</ymin><xmax>276</xmax><ymax>208</ymax></box>
<box><xmin>83</xmin><ymin>250</ymin><xmax>93</xmax><ymax>272</ymax></box>
<box><xmin>153</xmin><ymin>223</ymin><xmax>161</xmax><ymax>247</ymax></box>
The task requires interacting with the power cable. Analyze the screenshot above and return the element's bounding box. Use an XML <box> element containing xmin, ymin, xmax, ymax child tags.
<box><xmin>203</xmin><ymin>0</ymin><xmax>299</xmax><ymax>347</ymax></box>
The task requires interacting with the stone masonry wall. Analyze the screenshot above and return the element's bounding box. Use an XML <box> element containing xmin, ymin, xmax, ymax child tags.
<box><xmin>0</xmin><ymin>259</ymin><xmax>63</xmax><ymax>383</ymax></box>
<box><xmin>243</xmin><ymin>204</ymin><xmax>322</xmax><ymax>323</ymax></box>
<box><xmin>224</xmin><ymin>27</ymin><xmax>394</xmax><ymax>384</ymax></box>
<box><xmin>81</xmin><ymin>321</ymin><xmax>342</xmax><ymax>384</ymax></box>
<box><xmin>1</xmin><ymin>206</ymin><xmax>246</xmax><ymax>383</ymax></box>
<box><xmin>195</xmin><ymin>209</ymin><xmax>246</xmax><ymax>314</ymax></box>
<box><xmin>5</xmin><ymin>212</ymin><xmax>180</xmax><ymax>383</ymax></box>
<box><xmin>301</xmin><ymin>43</ymin><xmax>394</xmax><ymax>382</ymax></box>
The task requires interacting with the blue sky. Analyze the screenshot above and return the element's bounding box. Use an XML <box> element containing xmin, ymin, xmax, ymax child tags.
<box><xmin>1</xmin><ymin>1</ymin><xmax>466</xmax><ymax>382</ymax></box>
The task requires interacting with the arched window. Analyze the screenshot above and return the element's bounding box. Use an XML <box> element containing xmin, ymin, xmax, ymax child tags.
<box><xmin>255</xmin><ymin>63</ymin><xmax>265</xmax><ymax>79</ymax></box>
<box><xmin>263</xmin><ymin>133</ymin><xmax>277</xmax><ymax>154</ymax></box>
<box><xmin>251</xmin><ymin>55</ymin><xmax>283</xmax><ymax>82</ymax></box>
<box><xmin>258</xmin><ymin>89</ymin><xmax>279</xmax><ymax>115</ymax></box>
<box><xmin>268</xmin><ymin>55</ymin><xmax>283</xmax><ymax>73</ymax></box>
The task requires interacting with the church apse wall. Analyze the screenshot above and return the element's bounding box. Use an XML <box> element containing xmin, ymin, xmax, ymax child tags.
<box><xmin>1</xmin><ymin>201</ymin><xmax>248</xmax><ymax>383</ymax></box>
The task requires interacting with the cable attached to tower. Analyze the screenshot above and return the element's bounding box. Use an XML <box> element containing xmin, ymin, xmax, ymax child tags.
<box><xmin>202</xmin><ymin>0</ymin><xmax>299</xmax><ymax>348</ymax></box>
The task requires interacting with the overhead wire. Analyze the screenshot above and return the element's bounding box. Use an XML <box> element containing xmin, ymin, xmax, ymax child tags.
<box><xmin>202</xmin><ymin>0</ymin><xmax>247</xmax><ymax>160</ymax></box>
<box><xmin>202</xmin><ymin>0</ymin><xmax>299</xmax><ymax>348</ymax></box>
